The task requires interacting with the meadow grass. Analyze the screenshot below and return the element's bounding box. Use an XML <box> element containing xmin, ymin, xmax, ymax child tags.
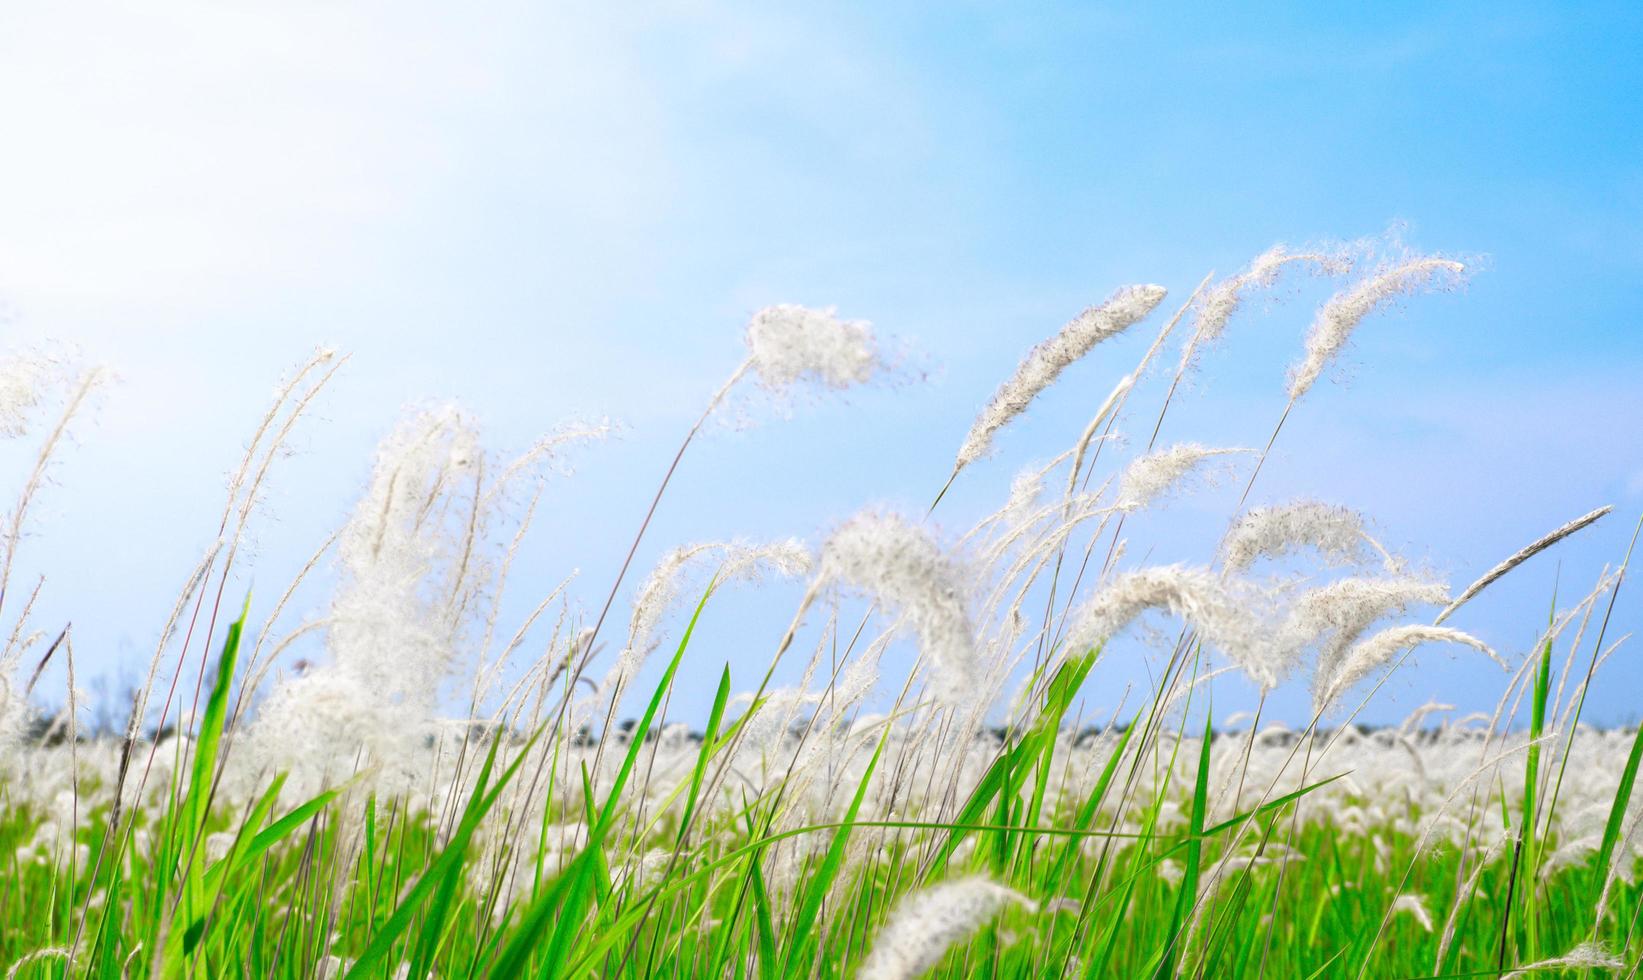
<box><xmin>0</xmin><ymin>236</ymin><xmax>1639</xmax><ymax>978</ymax></box>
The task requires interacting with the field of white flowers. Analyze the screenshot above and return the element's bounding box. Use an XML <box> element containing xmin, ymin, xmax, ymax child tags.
<box><xmin>0</xmin><ymin>235</ymin><xmax>1638</xmax><ymax>978</ymax></box>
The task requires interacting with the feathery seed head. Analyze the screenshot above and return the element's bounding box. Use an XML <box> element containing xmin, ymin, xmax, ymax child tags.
<box><xmin>820</xmin><ymin>512</ymin><xmax>977</xmax><ymax>705</ymax></box>
<box><xmin>255</xmin><ymin>405</ymin><xmax>486</xmax><ymax>783</ymax></box>
<box><xmin>1221</xmin><ymin>501</ymin><xmax>1372</xmax><ymax>573</ymax></box>
<box><xmin>616</xmin><ymin>538</ymin><xmax>811</xmax><ymax>685</ymax></box>
<box><xmin>0</xmin><ymin>350</ymin><xmax>55</xmax><ymax>439</ymax></box>
<box><xmin>1315</xmin><ymin>624</ymin><xmax>1498</xmax><ymax>715</ymax></box>
<box><xmin>1115</xmin><ymin>444</ymin><xmax>1249</xmax><ymax>511</ymax></box>
<box><xmin>1500</xmin><ymin>943</ymin><xmax>1623</xmax><ymax>980</ymax></box>
<box><xmin>1066</xmin><ymin>565</ymin><xmax>1281</xmax><ymax>687</ymax></box>
<box><xmin>1435</xmin><ymin>505</ymin><xmax>1613</xmax><ymax>624</ymax></box>
<box><xmin>857</xmin><ymin>876</ymin><xmax>1035</xmax><ymax>980</ymax></box>
<box><xmin>1290</xmin><ymin>576</ymin><xmax>1449</xmax><ymax>701</ymax></box>
<box><xmin>1390</xmin><ymin>893</ymin><xmax>1434</xmax><ymax>932</ymax></box>
<box><xmin>0</xmin><ymin>677</ymin><xmax>29</xmax><ymax>758</ymax></box>
<box><xmin>1184</xmin><ymin>244</ymin><xmax>1354</xmax><ymax>373</ymax></box>
<box><xmin>1000</xmin><ymin>465</ymin><xmax>1049</xmax><ymax>532</ymax></box>
<box><xmin>956</xmin><ymin>284</ymin><xmax>1166</xmax><ymax>469</ymax></box>
<box><xmin>330</xmin><ymin>405</ymin><xmax>479</xmax><ymax>697</ymax></box>
<box><xmin>745</xmin><ymin>304</ymin><xmax>881</xmax><ymax>391</ymax></box>
<box><xmin>1288</xmin><ymin>254</ymin><xmax>1469</xmax><ymax>402</ymax></box>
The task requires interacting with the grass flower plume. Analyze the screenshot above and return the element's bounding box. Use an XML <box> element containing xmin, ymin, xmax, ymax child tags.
<box><xmin>1288</xmin><ymin>253</ymin><xmax>1469</xmax><ymax>402</ymax></box>
<box><xmin>745</xmin><ymin>304</ymin><xmax>883</xmax><ymax>391</ymax></box>
<box><xmin>955</xmin><ymin>284</ymin><xmax>1166</xmax><ymax>470</ymax></box>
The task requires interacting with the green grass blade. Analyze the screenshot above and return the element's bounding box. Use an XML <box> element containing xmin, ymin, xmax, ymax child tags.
<box><xmin>1594</xmin><ymin>723</ymin><xmax>1643</xmax><ymax>927</ymax></box>
<box><xmin>158</xmin><ymin>596</ymin><xmax>249</xmax><ymax>973</ymax></box>
<box><xmin>343</xmin><ymin>723</ymin><xmax>541</xmax><ymax>979</ymax></box>
<box><xmin>780</xmin><ymin>729</ymin><xmax>888</xmax><ymax>978</ymax></box>
<box><xmin>678</xmin><ymin>665</ymin><xmax>732</xmax><ymax>846</ymax></box>
<box><xmin>926</xmin><ymin>648</ymin><xmax>1097</xmax><ymax>876</ymax></box>
<box><xmin>487</xmin><ymin>585</ymin><xmax>711</xmax><ymax>980</ymax></box>
<box><xmin>1152</xmin><ymin>709</ymin><xmax>1212</xmax><ymax>980</ymax></box>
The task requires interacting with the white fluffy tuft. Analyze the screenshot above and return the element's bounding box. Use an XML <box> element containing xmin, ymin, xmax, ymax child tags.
<box><xmin>857</xmin><ymin>876</ymin><xmax>1035</xmax><ymax>980</ymax></box>
<box><xmin>956</xmin><ymin>285</ymin><xmax>1167</xmax><ymax>468</ymax></box>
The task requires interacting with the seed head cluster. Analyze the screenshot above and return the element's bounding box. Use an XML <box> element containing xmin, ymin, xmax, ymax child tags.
<box><xmin>1114</xmin><ymin>443</ymin><xmax>1248</xmax><ymax>511</ymax></box>
<box><xmin>1220</xmin><ymin>501</ymin><xmax>1373</xmax><ymax>573</ymax></box>
<box><xmin>820</xmin><ymin>512</ymin><xmax>978</xmax><ymax>705</ymax></box>
<box><xmin>745</xmin><ymin>304</ymin><xmax>882</xmax><ymax>391</ymax></box>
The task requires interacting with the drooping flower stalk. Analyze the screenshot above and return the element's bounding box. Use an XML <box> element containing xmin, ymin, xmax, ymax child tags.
<box><xmin>1114</xmin><ymin>444</ymin><xmax>1250</xmax><ymax>512</ymax></box>
<box><xmin>1220</xmin><ymin>501</ymin><xmax>1380</xmax><ymax>573</ymax></box>
<box><xmin>1180</xmin><ymin>243</ymin><xmax>1354</xmax><ymax>378</ymax></box>
<box><xmin>1242</xmin><ymin>249</ymin><xmax>1469</xmax><ymax>509</ymax></box>
<box><xmin>1065</xmin><ymin>565</ymin><xmax>1278</xmax><ymax>688</ymax></box>
<box><xmin>1294</xmin><ymin>576</ymin><xmax>1451</xmax><ymax>701</ymax></box>
<box><xmin>598</xmin><ymin>538</ymin><xmax>810</xmax><ymax>702</ymax></box>
<box><xmin>951</xmin><ymin>284</ymin><xmax>1167</xmax><ymax>476</ymax></box>
<box><xmin>1287</xmin><ymin>255</ymin><xmax>1469</xmax><ymax>403</ymax></box>
<box><xmin>818</xmin><ymin>511</ymin><xmax>977</xmax><ymax>706</ymax></box>
<box><xmin>1434</xmin><ymin>505</ymin><xmax>1613</xmax><ymax>624</ymax></box>
<box><xmin>1498</xmin><ymin>943</ymin><xmax>1622</xmax><ymax>980</ymax></box>
<box><xmin>1315</xmin><ymin>625</ymin><xmax>1500</xmax><ymax>715</ymax></box>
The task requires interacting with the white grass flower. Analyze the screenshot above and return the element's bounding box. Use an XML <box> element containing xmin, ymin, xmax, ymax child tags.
<box><xmin>1435</xmin><ymin>505</ymin><xmax>1613</xmax><ymax>624</ymax></box>
<box><xmin>857</xmin><ymin>877</ymin><xmax>1035</xmax><ymax>980</ymax></box>
<box><xmin>1288</xmin><ymin>254</ymin><xmax>1469</xmax><ymax>401</ymax></box>
<box><xmin>1064</xmin><ymin>374</ymin><xmax>1133</xmax><ymax>498</ymax></box>
<box><xmin>1390</xmin><ymin>893</ymin><xmax>1433</xmax><ymax>932</ymax></box>
<box><xmin>621</xmin><ymin>544</ymin><xmax>718</xmax><ymax>680</ymax></box>
<box><xmin>820</xmin><ymin>512</ymin><xmax>977</xmax><ymax>705</ymax></box>
<box><xmin>0</xmin><ymin>676</ymin><xmax>32</xmax><ymax>758</ymax></box>
<box><xmin>1289</xmin><ymin>576</ymin><xmax>1449</xmax><ymax>698</ymax></box>
<box><xmin>745</xmin><ymin>304</ymin><xmax>881</xmax><ymax>391</ymax></box>
<box><xmin>1398</xmin><ymin>701</ymin><xmax>1455</xmax><ymax>734</ymax></box>
<box><xmin>1001</xmin><ymin>465</ymin><xmax>1048</xmax><ymax>532</ymax></box>
<box><xmin>329</xmin><ymin>405</ymin><xmax>479</xmax><ymax>706</ymax></box>
<box><xmin>1157</xmin><ymin>859</ymin><xmax>1185</xmax><ymax>886</ymax></box>
<box><xmin>1220</xmin><ymin>501</ymin><xmax>1376</xmax><ymax>573</ymax></box>
<box><xmin>1183</xmin><ymin>244</ymin><xmax>1353</xmax><ymax>373</ymax></box>
<box><xmin>956</xmin><ymin>284</ymin><xmax>1167</xmax><ymax>469</ymax></box>
<box><xmin>1065</xmin><ymin>565</ymin><xmax>1278</xmax><ymax>687</ymax></box>
<box><xmin>1499</xmin><ymin>942</ymin><xmax>1623</xmax><ymax>979</ymax></box>
<box><xmin>1539</xmin><ymin>834</ymin><xmax>1602</xmax><ymax>878</ymax></box>
<box><xmin>1316</xmin><ymin>625</ymin><xmax>1499</xmax><ymax>714</ymax></box>
<box><xmin>1115</xmin><ymin>444</ymin><xmax>1249</xmax><ymax>511</ymax></box>
<box><xmin>252</xmin><ymin>669</ymin><xmax>427</xmax><ymax>792</ymax></box>
<box><xmin>0</xmin><ymin>351</ymin><xmax>53</xmax><ymax>439</ymax></box>
<box><xmin>253</xmin><ymin>405</ymin><xmax>487</xmax><ymax>785</ymax></box>
<box><xmin>484</xmin><ymin>419</ymin><xmax>614</xmax><ymax>503</ymax></box>
<box><xmin>4</xmin><ymin>947</ymin><xmax>69</xmax><ymax>980</ymax></box>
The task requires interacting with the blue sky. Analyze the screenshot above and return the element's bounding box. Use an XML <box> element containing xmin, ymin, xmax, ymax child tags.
<box><xmin>1</xmin><ymin>2</ymin><xmax>1639</xmax><ymax>727</ymax></box>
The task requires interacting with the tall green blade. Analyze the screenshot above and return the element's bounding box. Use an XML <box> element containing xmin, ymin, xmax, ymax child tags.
<box><xmin>487</xmin><ymin>586</ymin><xmax>712</xmax><ymax>980</ymax></box>
<box><xmin>1594</xmin><ymin>723</ymin><xmax>1643</xmax><ymax>928</ymax></box>
<box><xmin>1152</xmin><ymin>710</ymin><xmax>1212</xmax><ymax>980</ymax></box>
